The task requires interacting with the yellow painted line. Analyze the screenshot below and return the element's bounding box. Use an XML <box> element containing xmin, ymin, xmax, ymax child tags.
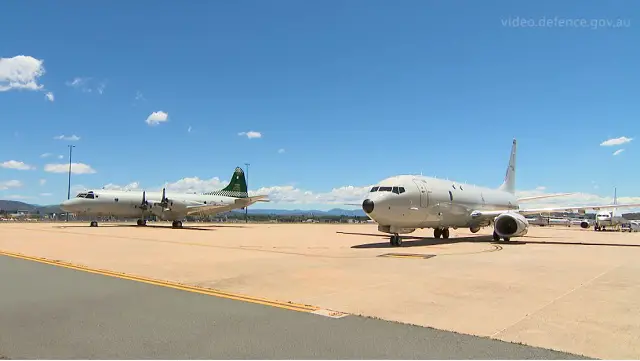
<box><xmin>0</xmin><ymin>250</ymin><xmax>320</xmax><ymax>314</ymax></box>
<box><xmin>378</xmin><ymin>253</ymin><xmax>436</xmax><ymax>259</ymax></box>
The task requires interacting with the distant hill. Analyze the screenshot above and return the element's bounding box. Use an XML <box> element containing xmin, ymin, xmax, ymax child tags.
<box><xmin>0</xmin><ymin>200</ymin><xmax>62</xmax><ymax>214</ymax></box>
<box><xmin>0</xmin><ymin>199</ymin><xmax>363</xmax><ymax>217</ymax></box>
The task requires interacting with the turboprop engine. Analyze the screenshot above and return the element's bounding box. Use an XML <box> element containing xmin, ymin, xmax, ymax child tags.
<box><xmin>494</xmin><ymin>212</ymin><xmax>529</xmax><ymax>238</ymax></box>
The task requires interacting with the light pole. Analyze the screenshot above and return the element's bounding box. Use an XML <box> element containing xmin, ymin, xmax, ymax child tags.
<box><xmin>66</xmin><ymin>145</ymin><xmax>75</xmax><ymax>222</ymax></box>
<box><xmin>245</xmin><ymin>162</ymin><xmax>250</xmax><ymax>223</ymax></box>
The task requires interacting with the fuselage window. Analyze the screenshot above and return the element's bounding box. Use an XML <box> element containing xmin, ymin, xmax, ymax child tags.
<box><xmin>448</xmin><ymin>191</ymin><xmax>453</xmax><ymax>201</ymax></box>
<box><xmin>370</xmin><ymin>186</ymin><xmax>379</xmax><ymax>192</ymax></box>
<box><xmin>392</xmin><ymin>187</ymin><xmax>399</xmax><ymax>194</ymax></box>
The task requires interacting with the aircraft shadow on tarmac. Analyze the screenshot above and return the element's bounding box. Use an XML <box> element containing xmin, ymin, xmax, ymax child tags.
<box><xmin>338</xmin><ymin>231</ymin><xmax>640</xmax><ymax>249</ymax></box>
<box><xmin>54</xmin><ymin>224</ymin><xmax>246</xmax><ymax>231</ymax></box>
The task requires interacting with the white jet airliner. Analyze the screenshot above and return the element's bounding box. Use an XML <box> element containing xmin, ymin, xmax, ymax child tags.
<box><xmin>584</xmin><ymin>188</ymin><xmax>631</xmax><ymax>231</ymax></box>
<box><xmin>361</xmin><ymin>139</ymin><xmax>640</xmax><ymax>246</ymax></box>
<box><xmin>60</xmin><ymin>167</ymin><xmax>268</xmax><ymax>228</ymax></box>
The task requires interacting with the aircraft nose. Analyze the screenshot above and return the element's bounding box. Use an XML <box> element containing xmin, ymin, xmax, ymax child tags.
<box><xmin>60</xmin><ymin>199</ymin><xmax>75</xmax><ymax>212</ymax></box>
<box><xmin>362</xmin><ymin>199</ymin><xmax>374</xmax><ymax>214</ymax></box>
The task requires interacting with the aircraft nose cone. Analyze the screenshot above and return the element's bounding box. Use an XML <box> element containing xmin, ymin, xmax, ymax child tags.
<box><xmin>60</xmin><ymin>199</ymin><xmax>74</xmax><ymax>212</ymax></box>
<box><xmin>362</xmin><ymin>199</ymin><xmax>374</xmax><ymax>213</ymax></box>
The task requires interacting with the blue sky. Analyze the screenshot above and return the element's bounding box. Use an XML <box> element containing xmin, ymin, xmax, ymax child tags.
<box><xmin>1</xmin><ymin>0</ymin><xmax>638</xmax><ymax>210</ymax></box>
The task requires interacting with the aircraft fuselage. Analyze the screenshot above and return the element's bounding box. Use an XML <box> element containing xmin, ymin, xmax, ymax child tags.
<box><xmin>362</xmin><ymin>175</ymin><xmax>519</xmax><ymax>234</ymax></box>
<box><xmin>61</xmin><ymin>189</ymin><xmax>241</xmax><ymax>221</ymax></box>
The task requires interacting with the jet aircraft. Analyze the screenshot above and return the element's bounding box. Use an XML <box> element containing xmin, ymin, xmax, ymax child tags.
<box><xmin>60</xmin><ymin>167</ymin><xmax>268</xmax><ymax>228</ymax></box>
<box><xmin>361</xmin><ymin>139</ymin><xmax>640</xmax><ymax>246</ymax></box>
<box><xmin>582</xmin><ymin>188</ymin><xmax>631</xmax><ymax>231</ymax></box>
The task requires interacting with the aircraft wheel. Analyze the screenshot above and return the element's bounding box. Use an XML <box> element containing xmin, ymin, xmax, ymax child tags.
<box><xmin>172</xmin><ymin>221</ymin><xmax>183</xmax><ymax>228</ymax></box>
<box><xmin>492</xmin><ymin>231</ymin><xmax>500</xmax><ymax>242</ymax></box>
<box><xmin>90</xmin><ymin>221</ymin><xmax>98</xmax><ymax>227</ymax></box>
<box><xmin>442</xmin><ymin>228</ymin><xmax>450</xmax><ymax>239</ymax></box>
<box><xmin>390</xmin><ymin>234</ymin><xmax>402</xmax><ymax>247</ymax></box>
<box><xmin>136</xmin><ymin>219</ymin><xmax>146</xmax><ymax>226</ymax></box>
<box><xmin>434</xmin><ymin>228</ymin><xmax>442</xmax><ymax>239</ymax></box>
<box><xmin>503</xmin><ymin>237</ymin><xmax>510</xmax><ymax>242</ymax></box>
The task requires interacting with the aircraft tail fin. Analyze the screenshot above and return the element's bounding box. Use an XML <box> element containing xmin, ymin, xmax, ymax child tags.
<box><xmin>204</xmin><ymin>167</ymin><xmax>248</xmax><ymax>198</ymax></box>
<box><xmin>498</xmin><ymin>139</ymin><xmax>517</xmax><ymax>194</ymax></box>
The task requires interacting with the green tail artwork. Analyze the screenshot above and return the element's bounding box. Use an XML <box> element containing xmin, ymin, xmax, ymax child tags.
<box><xmin>204</xmin><ymin>167</ymin><xmax>248</xmax><ymax>198</ymax></box>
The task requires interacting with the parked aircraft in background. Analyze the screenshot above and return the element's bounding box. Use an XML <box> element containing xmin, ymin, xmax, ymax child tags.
<box><xmin>584</xmin><ymin>188</ymin><xmax>631</xmax><ymax>231</ymax></box>
<box><xmin>361</xmin><ymin>139</ymin><xmax>640</xmax><ymax>246</ymax></box>
<box><xmin>60</xmin><ymin>167</ymin><xmax>268</xmax><ymax>228</ymax></box>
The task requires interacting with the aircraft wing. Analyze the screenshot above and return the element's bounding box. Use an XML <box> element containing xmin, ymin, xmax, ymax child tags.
<box><xmin>516</xmin><ymin>193</ymin><xmax>575</xmax><ymax>202</ymax></box>
<box><xmin>185</xmin><ymin>195</ymin><xmax>269</xmax><ymax>216</ymax></box>
<box><xmin>471</xmin><ymin>202</ymin><xmax>640</xmax><ymax>219</ymax></box>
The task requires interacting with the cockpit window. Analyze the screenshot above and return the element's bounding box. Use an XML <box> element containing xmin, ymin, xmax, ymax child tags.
<box><xmin>378</xmin><ymin>186</ymin><xmax>392</xmax><ymax>192</ymax></box>
<box><xmin>370</xmin><ymin>186</ymin><xmax>379</xmax><ymax>192</ymax></box>
<box><xmin>399</xmin><ymin>187</ymin><xmax>405</xmax><ymax>193</ymax></box>
<box><xmin>85</xmin><ymin>193</ymin><xmax>95</xmax><ymax>199</ymax></box>
<box><xmin>392</xmin><ymin>187</ymin><xmax>399</xmax><ymax>194</ymax></box>
<box><xmin>76</xmin><ymin>193</ymin><xmax>87</xmax><ymax>198</ymax></box>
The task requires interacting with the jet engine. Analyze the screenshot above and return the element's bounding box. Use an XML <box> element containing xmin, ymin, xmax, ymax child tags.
<box><xmin>580</xmin><ymin>221</ymin><xmax>590</xmax><ymax>229</ymax></box>
<box><xmin>494</xmin><ymin>212</ymin><xmax>529</xmax><ymax>238</ymax></box>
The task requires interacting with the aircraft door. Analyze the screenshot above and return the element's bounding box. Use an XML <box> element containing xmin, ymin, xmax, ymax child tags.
<box><xmin>413</xmin><ymin>180</ymin><xmax>429</xmax><ymax>208</ymax></box>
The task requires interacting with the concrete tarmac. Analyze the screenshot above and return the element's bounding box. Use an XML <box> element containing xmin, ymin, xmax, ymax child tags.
<box><xmin>0</xmin><ymin>254</ymin><xmax>585</xmax><ymax>360</ymax></box>
<box><xmin>2</xmin><ymin>222</ymin><xmax>639</xmax><ymax>358</ymax></box>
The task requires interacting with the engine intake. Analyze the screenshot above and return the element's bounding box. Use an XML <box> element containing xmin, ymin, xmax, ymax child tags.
<box><xmin>580</xmin><ymin>221</ymin><xmax>590</xmax><ymax>229</ymax></box>
<box><xmin>494</xmin><ymin>212</ymin><xmax>529</xmax><ymax>238</ymax></box>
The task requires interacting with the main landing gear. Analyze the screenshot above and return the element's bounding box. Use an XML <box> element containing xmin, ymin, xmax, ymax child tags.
<box><xmin>390</xmin><ymin>234</ymin><xmax>402</xmax><ymax>247</ymax></box>
<box><xmin>136</xmin><ymin>219</ymin><xmax>147</xmax><ymax>226</ymax></box>
<box><xmin>433</xmin><ymin>228</ymin><xmax>450</xmax><ymax>239</ymax></box>
<box><xmin>492</xmin><ymin>231</ymin><xmax>510</xmax><ymax>242</ymax></box>
<box><xmin>171</xmin><ymin>220</ymin><xmax>183</xmax><ymax>229</ymax></box>
<box><xmin>89</xmin><ymin>221</ymin><xmax>98</xmax><ymax>227</ymax></box>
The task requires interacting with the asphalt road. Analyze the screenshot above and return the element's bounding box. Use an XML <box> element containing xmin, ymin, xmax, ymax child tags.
<box><xmin>0</xmin><ymin>255</ymin><xmax>589</xmax><ymax>359</ymax></box>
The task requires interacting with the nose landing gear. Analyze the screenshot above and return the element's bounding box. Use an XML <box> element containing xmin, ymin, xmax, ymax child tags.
<box><xmin>390</xmin><ymin>234</ymin><xmax>402</xmax><ymax>247</ymax></box>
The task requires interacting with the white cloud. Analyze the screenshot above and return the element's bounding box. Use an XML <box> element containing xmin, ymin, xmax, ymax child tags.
<box><xmin>146</xmin><ymin>111</ymin><xmax>169</xmax><ymax>126</ymax></box>
<box><xmin>40</xmin><ymin>153</ymin><xmax>52</xmax><ymax>158</ymax></box>
<box><xmin>0</xmin><ymin>180</ymin><xmax>23</xmax><ymax>190</ymax></box>
<box><xmin>102</xmin><ymin>182</ymin><xmax>141</xmax><ymax>191</ymax></box>
<box><xmin>0</xmin><ymin>55</ymin><xmax>46</xmax><ymax>92</ymax></box>
<box><xmin>535</xmin><ymin>186</ymin><xmax>546</xmax><ymax>191</ymax></box>
<box><xmin>39</xmin><ymin>179</ymin><xmax>46</xmax><ymax>186</ymax></box>
<box><xmin>66</xmin><ymin>77</ymin><xmax>106</xmax><ymax>94</ymax></box>
<box><xmin>45</xmin><ymin>92</ymin><xmax>54</xmax><ymax>102</ymax></box>
<box><xmin>135</xmin><ymin>91</ymin><xmax>145</xmax><ymax>101</ymax></box>
<box><xmin>1</xmin><ymin>160</ymin><xmax>34</xmax><ymax>170</ymax></box>
<box><xmin>613</xmin><ymin>149</ymin><xmax>624</xmax><ymax>156</ymax></box>
<box><xmin>58</xmin><ymin>155</ymin><xmax>64</xmax><ymax>159</ymax></box>
<box><xmin>188</xmin><ymin>126</ymin><xmax>192</xmax><ymax>133</ymax></box>
<box><xmin>238</xmin><ymin>131</ymin><xmax>262</xmax><ymax>139</ymax></box>
<box><xmin>7</xmin><ymin>195</ymin><xmax>33</xmax><ymax>200</ymax></box>
<box><xmin>40</xmin><ymin>193</ymin><xmax>52</xmax><ymax>197</ymax></box>
<box><xmin>44</xmin><ymin>163</ymin><xmax>96</xmax><ymax>174</ymax></box>
<box><xmin>54</xmin><ymin>134</ymin><xmax>80</xmax><ymax>141</ymax></box>
<box><xmin>600</xmin><ymin>136</ymin><xmax>633</xmax><ymax>146</ymax></box>
<box><xmin>278</xmin><ymin>148</ymin><xmax>285</xmax><ymax>154</ymax></box>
